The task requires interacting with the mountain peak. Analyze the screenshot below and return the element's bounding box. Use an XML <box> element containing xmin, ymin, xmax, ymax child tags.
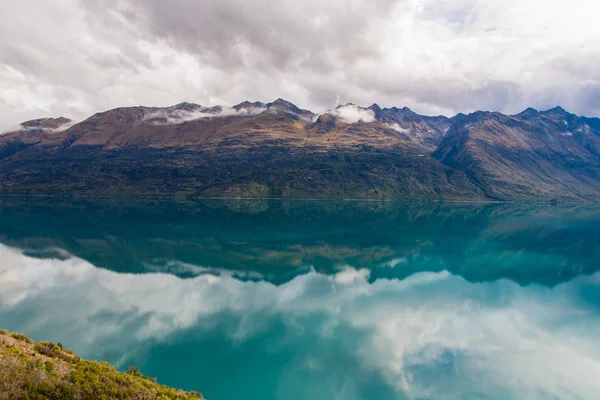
<box><xmin>170</xmin><ymin>102</ymin><xmax>202</xmax><ymax>111</ymax></box>
<box><xmin>233</xmin><ymin>101</ymin><xmax>266</xmax><ymax>110</ymax></box>
<box><xmin>542</xmin><ymin>106</ymin><xmax>570</xmax><ymax>116</ymax></box>
<box><xmin>2</xmin><ymin>116</ymin><xmax>75</xmax><ymax>135</ymax></box>
<box><xmin>270</xmin><ymin>98</ymin><xmax>294</xmax><ymax>106</ymax></box>
<box><xmin>514</xmin><ymin>107</ymin><xmax>539</xmax><ymax>120</ymax></box>
<box><xmin>267</xmin><ymin>98</ymin><xmax>313</xmax><ymax>117</ymax></box>
<box><xmin>337</xmin><ymin>102</ymin><xmax>359</xmax><ymax>109</ymax></box>
<box><xmin>311</xmin><ymin>113</ymin><xmax>336</xmax><ymax>133</ymax></box>
<box><xmin>21</xmin><ymin>117</ymin><xmax>73</xmax><ymax>129</ymax></box>
<box><xmin>368</xmin><ymin>104</ymin><xmax>383</xmax><ymax>120</ymax></box>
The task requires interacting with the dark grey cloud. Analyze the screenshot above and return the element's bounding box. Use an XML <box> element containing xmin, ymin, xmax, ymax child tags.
<box><xmin>1</xmin><ymin>0</ymin><xmax>600</xmax><ymax>131</ymax></box>
<box><xmin>120</xmin><ymin>0</ymin><xmax>392</xmax><ymax>70</ymax></box>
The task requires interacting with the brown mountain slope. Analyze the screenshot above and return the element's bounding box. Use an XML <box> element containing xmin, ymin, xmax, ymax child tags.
<box><xmin>1</xmin><ymin>100</ymin><xmax>600</xmax><ymax>201</ymax></box>
<box><xmin>0</xmin><ymin>101</ymin><xmax>482</xmax><ymax>200</ymax></box>
<box><xmin>433</xmin><ymin>108</ymin><xmax>600</xmax><ymax>200</ymax></box>
<box><xmin>0</xmin><ymin>117</ymin><xmax>74</xmax><ymax>160</ymax></box>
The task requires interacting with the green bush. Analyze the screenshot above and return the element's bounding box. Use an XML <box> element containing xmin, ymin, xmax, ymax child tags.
<box><xmin>23</xmin><ymin>381</ymin><xmax>75</xmax><ymax>400</ymax></box>
<box><xmin>44</xmin><ymin>361</ymin><xmax>56</xmax><ymax>375</ymax></box>
<box><xmin>11</xmin><ymin>332</ymin><xmax>33</xmax><ymax>343</ymax></box>
<box><xmin>34</xmin><ymin>341</ymin><xmax>62</xmax><ymax>358</ymax></box>
<box><xmin>127</xmin><ymin>364</ymin><xmax>142</xmax><ymax>376</ymax></box>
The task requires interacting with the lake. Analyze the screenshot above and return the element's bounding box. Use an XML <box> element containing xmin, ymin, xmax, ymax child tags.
<box><xmin>1</xmin><ymin>197</ymin><xmax>600</xmax><ymax>400</ymax></box>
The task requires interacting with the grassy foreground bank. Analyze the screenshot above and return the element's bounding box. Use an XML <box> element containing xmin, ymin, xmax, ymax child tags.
<box><xmin>0</xmin><ymin>330</ymin><xmax>202</xmax><ymax>399</ymax></box>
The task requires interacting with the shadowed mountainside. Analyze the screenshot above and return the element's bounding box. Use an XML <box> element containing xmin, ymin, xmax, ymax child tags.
<box><xmin>1</xmin><ymin>100</ymin><xmax>600</xmax><ymax>200</ymax></box>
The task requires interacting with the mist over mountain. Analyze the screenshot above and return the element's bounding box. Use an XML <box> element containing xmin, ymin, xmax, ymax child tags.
<box><xmin>2</xmin><ymin>99</ymin><xmax>600</xmax><ymax>201</ymax></box>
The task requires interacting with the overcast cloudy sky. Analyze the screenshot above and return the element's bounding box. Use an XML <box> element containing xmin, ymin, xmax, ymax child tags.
<box><xmin>1</xmin><ymin>0</ymin><xmax>599</xmax><ymax>130</ymax></box>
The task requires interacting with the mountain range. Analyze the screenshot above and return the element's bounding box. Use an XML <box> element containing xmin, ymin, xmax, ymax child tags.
<box><xmin>1</xmin><ymin>99</ymin><xmax>600</xmax><ymax>201</ymax></box>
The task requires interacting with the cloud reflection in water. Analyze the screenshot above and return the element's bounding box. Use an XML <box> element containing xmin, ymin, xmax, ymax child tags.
<box><xmin>1</xmin><ymin>244</ymin><xmax>600</xmax><ymax>400</ymax></box>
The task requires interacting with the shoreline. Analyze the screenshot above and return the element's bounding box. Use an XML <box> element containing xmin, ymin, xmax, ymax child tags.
<box><xmin>0</xmin><ymin>193</ymin><xmax>595</xmax><ymax>204</ymax></box>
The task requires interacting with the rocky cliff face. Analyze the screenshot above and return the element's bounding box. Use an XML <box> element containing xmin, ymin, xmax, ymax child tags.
<box><xmin>1</xmin><ymin>100</ymin><xmax>599</xmax><ymax>201</ymax></box>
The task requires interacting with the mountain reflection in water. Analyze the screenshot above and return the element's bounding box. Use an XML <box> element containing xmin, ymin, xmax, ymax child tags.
<box><xmin>0</xmin><ymin>198</ymin><xmax>599</xmax><ymax>400</ymax></box>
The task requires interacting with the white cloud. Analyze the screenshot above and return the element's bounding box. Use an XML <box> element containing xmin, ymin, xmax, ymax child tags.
<box><xmin>381</xmin><ymin>257</ymin><xmax>408</xmax><ymax>268</ymax></box>
<box><xmin>1</xmin><ymin>0</ymin><xmax>599</xmax><ymax>132</ymax></box>
<box><xmin>143</xmin><ymin>259</ymin><xmax>267</xmax><ymax>280</ymax></box>
<box><xmin>2</xmin><ymin>244</ymin><xmax>600</xmax><ymax>399</ymax></box>
<box><xmin>330</xmin><ymin>104</ymin><xmax>376</xmax><ymax>124</ymax></box>
<box><xmin>47</xmin><ymin>121</ymin><xmax>78</xmax><ymax>133</ymax></box>
<box><xmin>333</xmin><ymin>266</ymin><xmax>371</xmax><ymax>284</ymax></box>
<box><xmin>1</xmin><ymin>119</ymin><xmax>78</xmax><ymax>135</ymax></box>
<box><xmin>142</xmin><ymin>105</ymin><xmax>266</xmax><ymax>125</ymax></box>
<box><xmin>384</xmin><ymin>123</ymin><xmax>410</xmax><ymax>133</ymax></box>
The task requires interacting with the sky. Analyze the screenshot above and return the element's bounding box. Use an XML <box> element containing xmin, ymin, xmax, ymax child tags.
<box><xmin>1</xmin><ymin>0</ymin><xmax>600</xmax><ymax>131</ymax></box>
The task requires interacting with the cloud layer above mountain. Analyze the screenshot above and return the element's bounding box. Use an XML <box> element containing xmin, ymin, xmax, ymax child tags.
<box><xmin>1</xmin><ymin>0</ymin><xmax>599</xmax><ymax>131</ymax></box>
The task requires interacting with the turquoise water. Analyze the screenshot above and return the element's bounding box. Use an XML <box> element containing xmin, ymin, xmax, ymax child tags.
<box><xmin>1</xmin><ymin>198</ymin><xmax>600</xmax><ymax>399</ymax></box>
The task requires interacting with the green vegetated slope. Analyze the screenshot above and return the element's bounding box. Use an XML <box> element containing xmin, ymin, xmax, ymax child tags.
<box><xmin>0</xmin><ymin>330</ymin><xmax>202</xmax><ymax>400</ymax></box>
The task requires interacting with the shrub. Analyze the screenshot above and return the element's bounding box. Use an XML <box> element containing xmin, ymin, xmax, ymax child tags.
<box><xmin>23</xmin><ymin>381</ymin><xmax>75</xmax><ymax>400</ymax></box>
<box><xmin>11</xmin><ymin>332</ymin><xmax>33</xmax><ymax>343</ymax></box>
<box><xmin>127</xmin><ymin>364</ymin><xmax>142</xmax><ymax>377</ymax></box>
<box><xmin>34</xmin><ymin>341</ymin><xmax>62</xmax><ymax>358</ymax></box>
<box><xmin>52</xmin><ymin>384</ymin><xmax>76</xmax><ymax>400</ymax></box>
<box><xmin>44</xmin><ymin>361</ymin><xmax>56</xmax><ymax>375</ymax></box>
<box><xmin>127</xmin><ymin>364</ymin><xmax>157</xmax><ymax>382</ymax></box>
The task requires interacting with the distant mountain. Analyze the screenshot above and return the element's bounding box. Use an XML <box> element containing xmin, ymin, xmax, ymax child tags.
<box><xmin>1</xmin><ymin>100</ymin><xmax>600</xmax><ymax>201</ymax></box>
<box><xmin>434</xmin><ymin>107</ymin><xmax>600</xmax><ymax>200</ymax></box>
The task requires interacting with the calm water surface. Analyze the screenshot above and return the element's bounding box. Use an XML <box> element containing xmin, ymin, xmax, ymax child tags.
<box><xmin>1</xmin><ymin>198</ymin><xmax>600</xmax><ymax>400</ymax></box>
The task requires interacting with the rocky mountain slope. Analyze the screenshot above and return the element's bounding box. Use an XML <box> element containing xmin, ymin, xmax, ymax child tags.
<box><xmin>434</xmin><ymin>107</ymin><xmax>600</xmax><ymax>200</ymax></box>
<box><xmin>1</xmin><ymin>99</ymin><xmax>600</xmax><ymax>201</ymax></box>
